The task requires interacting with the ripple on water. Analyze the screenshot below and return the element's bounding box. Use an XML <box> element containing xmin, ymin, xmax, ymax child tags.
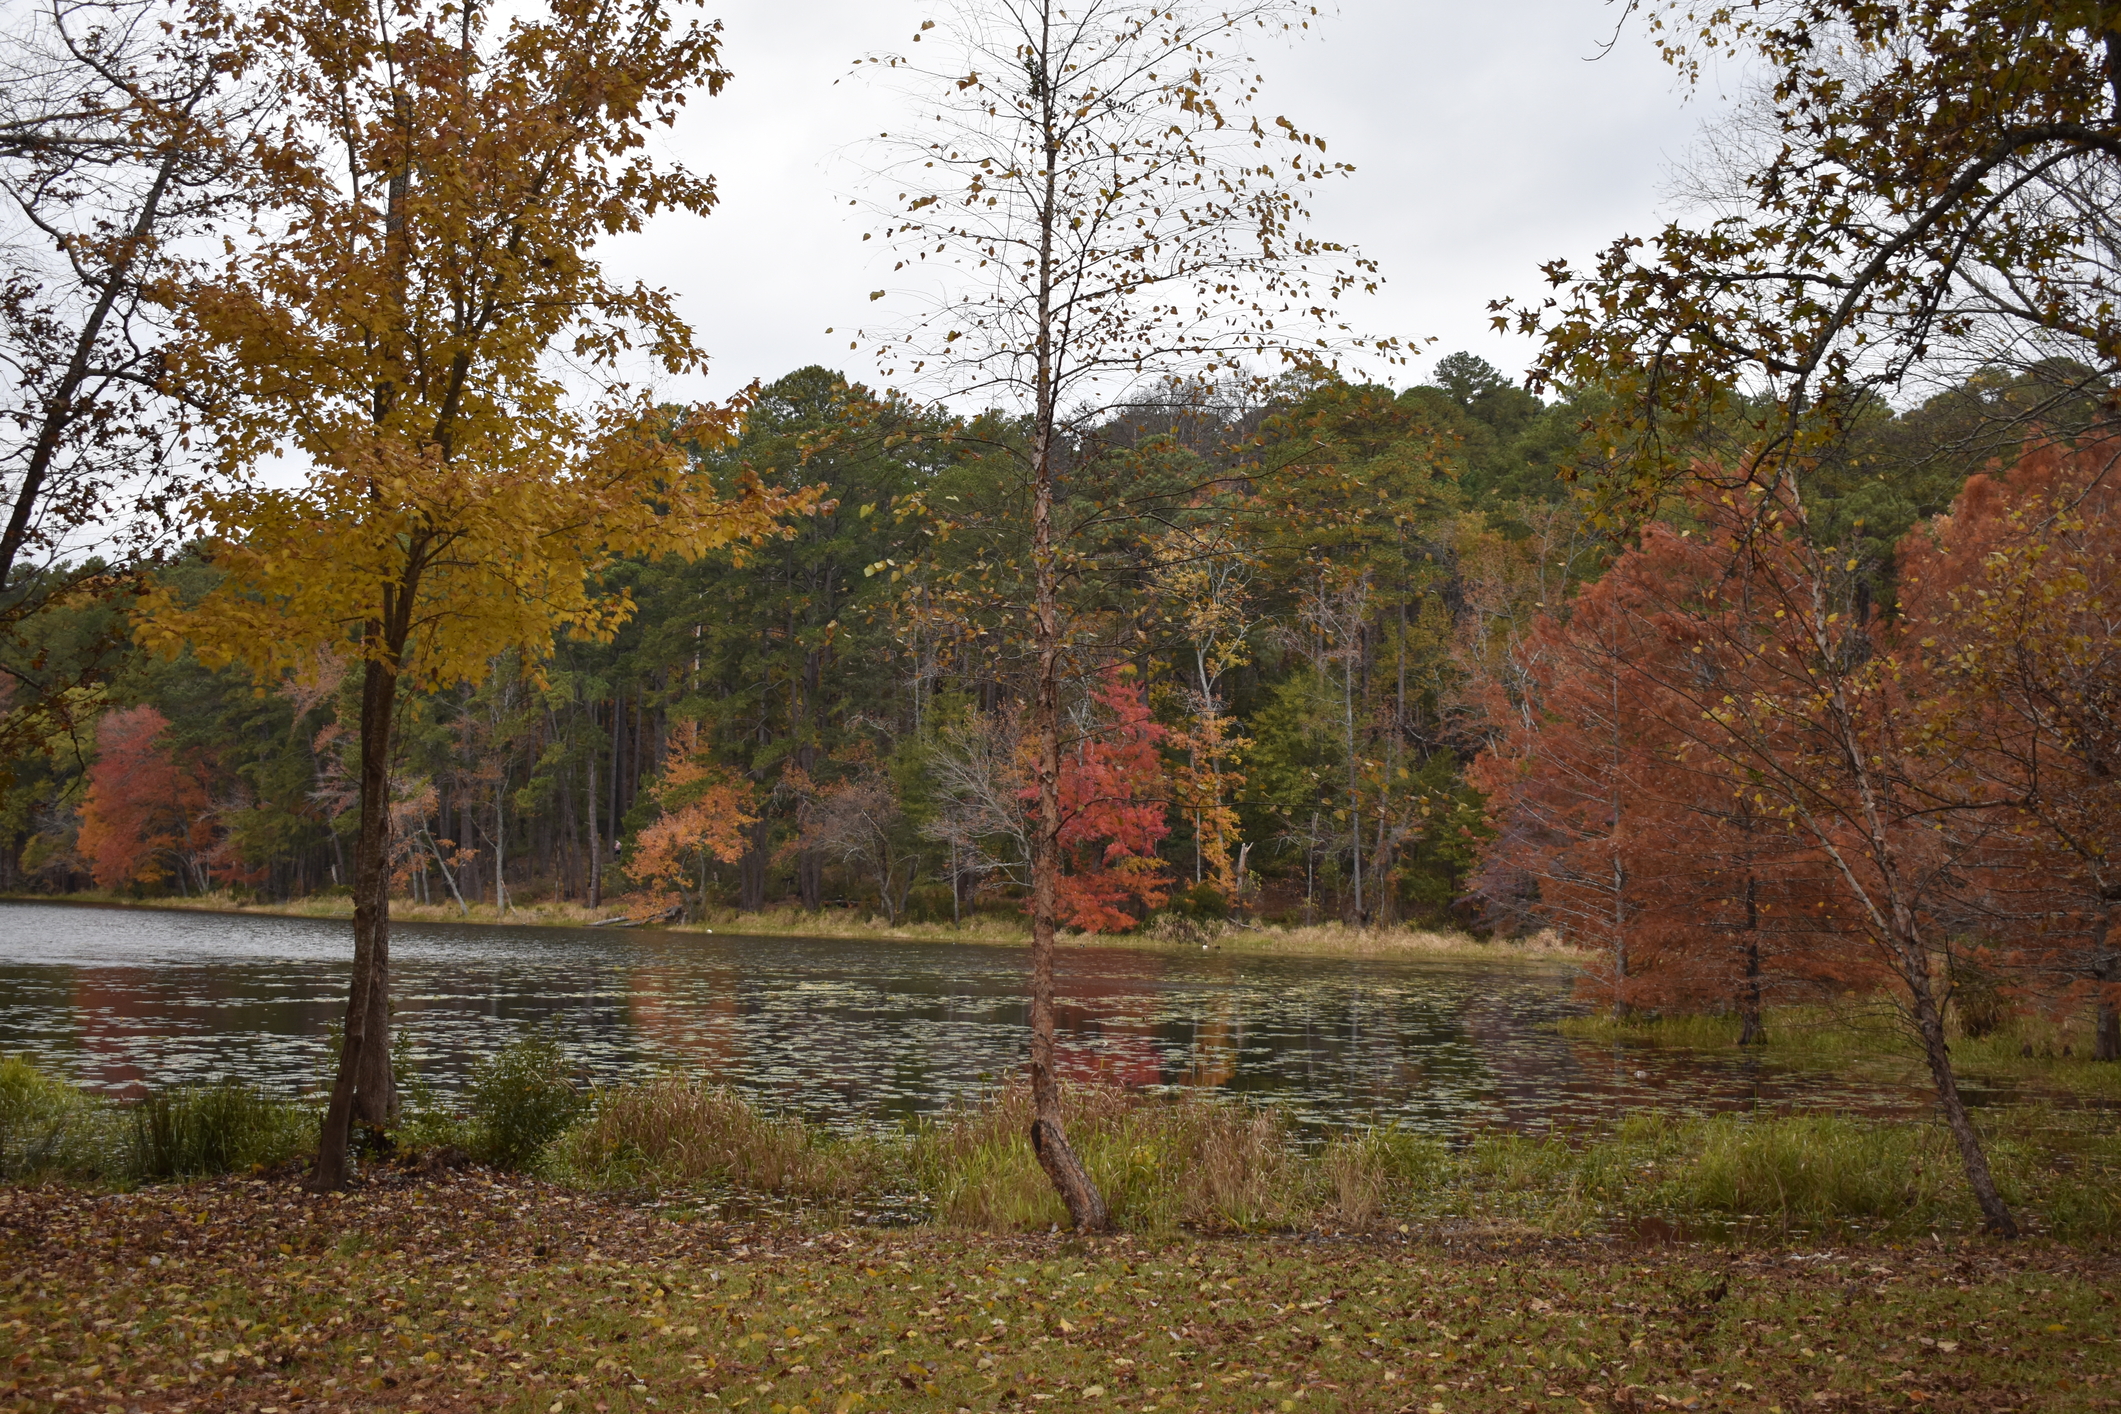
<box><xmin>0</xmin><ymin>901</ymin><xmax>1961</xmax><ymax>1135</ymax></box>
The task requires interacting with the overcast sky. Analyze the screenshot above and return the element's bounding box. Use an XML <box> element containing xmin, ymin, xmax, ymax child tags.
<box><xmin>608</xmin><ymin>0</ymin><xmax>1735</xmax><ymax>405</ymax></box>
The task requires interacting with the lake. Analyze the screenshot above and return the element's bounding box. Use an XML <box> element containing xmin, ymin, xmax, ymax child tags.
<box><xmin>0</xmin><ymin>901</ymin><xmax>1956</xmax><ymax>1135</ymax></box>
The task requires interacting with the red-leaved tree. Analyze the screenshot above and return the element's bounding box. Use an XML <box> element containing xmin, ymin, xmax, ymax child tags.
<box><xmin>1468</xmin><ymin>521</ymin><xmax>1839</xmax><ymax>1036</ymax></box>
<box><xmin>77</xmin><ymin>706</ymin><xmax>217</xmax><ymax>892</ymax></box>
<box><xmin>1042</xmin><ymin>673</ymin><xmax>1173</xmax><ymax>933</ymax></box>
<box><xmin>1472</xmin><ymin>474</ymin><xmax>2028</xmax><ymax>1232</ymax></box>
<box><xmin>1901</xmin><ymin>435</ymin><xmax>2121</xmax><ymax>1060</ymax></box>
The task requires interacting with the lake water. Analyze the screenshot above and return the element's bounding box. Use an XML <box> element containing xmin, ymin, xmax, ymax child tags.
<box><xmin>0</xmin><ymin>901</ymin><xmax>1962</xmax><ymax>1135</ymax></box>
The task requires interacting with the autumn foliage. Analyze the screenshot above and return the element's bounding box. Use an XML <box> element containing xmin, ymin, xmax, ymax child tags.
<box><xmin>1043</xmin><ymin>674</ymin><xmax>1173</xmax><ymax>933</ymax></box>
<box><xmin>76</xmin><ymin>707</ymin><xmax>215</xmax><ymax>893</ymax></box>
<box><xmin>626</xmin><ymin>729</ymin><xmax>757</xmax><ymax>920</ymax></box>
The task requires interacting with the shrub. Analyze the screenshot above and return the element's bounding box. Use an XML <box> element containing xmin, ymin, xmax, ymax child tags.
<box><xmin>129</xmin><ymin>1081</ymin><xmax>313</xmax><ymax>1181</ymax></box>
<box><xmin>1949</xmin><ymin>957</ymin><xmax>2010</xmax><ymax>1039</ymax></box>
<box><xmin>464</xmin><ymin>1034</ymin><xmax>589</xmax><ymax>1171</ymax></box>
<box><xmin>1168</xmin><ymin>882</ymin><xmax>1229</xmax><ymax>921</ymax></box>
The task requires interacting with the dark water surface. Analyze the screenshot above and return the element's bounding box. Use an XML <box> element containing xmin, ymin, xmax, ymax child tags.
<box><xmin>0</xmin><ymin>901</ymin><xmax>1947</xmax><ymax>1134</ymax></box>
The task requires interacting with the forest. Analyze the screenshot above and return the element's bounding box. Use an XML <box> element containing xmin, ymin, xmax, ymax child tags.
<box><xmin>9</xmin><ymin>352</ymin><xmax>2100</xmax><ymax>965</ymax></box>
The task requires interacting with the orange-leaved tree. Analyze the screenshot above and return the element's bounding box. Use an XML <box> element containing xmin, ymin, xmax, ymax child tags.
<box><xmin>626</xmin><ymin>728</ymin><xmax>757</xmax><ymax>923</ymax></box>
<box><xmin>1901</xmin><ymin>436</ymin><xmax>2121</xmax><ymax>1061</ymax></box>
<box><xmin>137</xmin><ymin>0</ymin><xmax>819</xmax><ymax>1189</ymax></box>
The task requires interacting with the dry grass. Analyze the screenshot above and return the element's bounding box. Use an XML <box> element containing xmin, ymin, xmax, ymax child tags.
<box><xmin>550</xmin><ymin>1078</ymin><xmax>884</xmax><ymax>1201</ymax></box>
<box><xmin>907</xmin><ymin>1083</ymin><xmax>1307</xmax><ymax>1232</ymax></box>
<box><xmin>1195</xmin><ymin>920</ymin><xmax>1585</xmax><ymax>961</ymax></box>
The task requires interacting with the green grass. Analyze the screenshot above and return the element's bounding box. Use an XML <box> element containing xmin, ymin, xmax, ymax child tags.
<box><xmin>0</xmin><ymin>1054</ymin><xmax>314</xmax><ymax>1185</ymax></box>
<box><xmin>544</xmin><ymin>1074</ymin><xmax>2121</xmax><ymax>1243</ymax></box>
<box><xmin>1556</xmin><ymin>1003</ymin><xmax>2121</xmax><ymax>1098</ymax></box>
<box><xmin>130</xmin><ymin>1080</ymin><xmax>315</xmax><ymax>1180</ymax></box>
<box><xmin>7</xmin><ymin>1051</ymin><xmax>2118</xmax><ymax>1242</ymax></box>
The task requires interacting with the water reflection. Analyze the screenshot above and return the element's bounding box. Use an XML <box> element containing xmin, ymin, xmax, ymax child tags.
<box><xmin>0</xmin><ymin>901</ymin><xmax>1956</xmax><ymax>1135</ymax></box>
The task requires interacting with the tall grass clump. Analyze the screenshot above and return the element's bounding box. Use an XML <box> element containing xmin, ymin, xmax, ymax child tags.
<box><xmin>1668</xmin><ymin>1114</ymin><xmax>1948</xmax><ymax>1223</ymax></box>
<box><xmin>909</xmin><ymin>1084</ymin><xmax>1308</xmax><ymax>1232</ymax></box>
<box><xmin>129</xmin><ymin>1080</ymin><xmax>313</xmax><ymax>1180</ymax></box>
<box><xmin>552</xmin><ymin>1078</ymin><xmax>882</xmax><ymax>1199</ymax></box>
<box><xmin>464</xmin><ymin>1034</ymin><xmax>588</xmax><ymax>1171</ymax></box>
<box><xmin>0</xmin><ymin>1055</ymin><xmax>120</xmax><ymax>1180</ymax></box>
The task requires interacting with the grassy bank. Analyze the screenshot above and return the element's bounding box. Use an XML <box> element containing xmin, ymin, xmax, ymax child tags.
<box><xmin>3</xmin><ymin>1169</ymin><xmax>2116</xmax><ymax>1414</ymax></box>
<box><xmin>11</xmin><ymin>1050</ymin><xmax>2119</xmax><ymax>1244</ymax></box>
<box><xmin>1</xmin><ymin>890</ymin><xmax>1583</xmax><ymax>962</ymax></box>
<box><xmin>1557</xmin><ymin>1005</ymin><xmax>2121</xmax><ymax>1101</ymax></box>
<box><xmin>551</xmin><ymin>1080</ymin><xmax>2121</xmax><ymax>1244</ymax></box>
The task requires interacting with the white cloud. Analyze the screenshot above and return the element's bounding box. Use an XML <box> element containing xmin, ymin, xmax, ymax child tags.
<box><xmin>604</xmin><ymin>0</ymin><xmax>1729</xmax><ymax>403</ymax></box>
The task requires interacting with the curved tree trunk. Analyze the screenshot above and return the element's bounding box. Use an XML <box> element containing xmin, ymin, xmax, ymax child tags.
<box><xmin>1902</xmin><ymin>934</ymin><xmax>2017</xmax><ymax>1236</ymax></box>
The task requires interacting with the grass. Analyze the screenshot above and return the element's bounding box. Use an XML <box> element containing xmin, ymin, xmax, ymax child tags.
<box><xmin>3</xmin><ymin>1169</ymin><xmax>2115</xmax><ymax>1414</ymax></box>
<box><xmin>1555</xmin><ymin>1003</ymin><xmax>2121</xmax><ymax>1099</ymax></box>
<box><xmin>7</xmin><ymin>1045</ymin><xmax>2117</xmax><ymax>1242</ymax></box>
<box><xmin>547</xmin><ymin>1074</ymin><xmax>2121</xmax><ymax>1244</ymax></box>
<box><xmin>131</xmin><ymin>1080</ymin><xmax>317</xmax><ymax>1181</ymax></box>
<box><xmin>0</xmin><ymin>1054</ymin><xmax>313</xmax><ymax>1185</ymax></box>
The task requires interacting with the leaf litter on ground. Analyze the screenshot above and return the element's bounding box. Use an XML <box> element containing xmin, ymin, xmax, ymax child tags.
<box><xmin>2</xmin><ymin>1165</ymin><xmax>2116</xmax><ymax>1414</ymax></box>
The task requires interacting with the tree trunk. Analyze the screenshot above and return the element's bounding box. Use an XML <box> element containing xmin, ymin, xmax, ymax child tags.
<box><xmin>738</xmin><ymin>813</ymin><xmax>769</xmax><ymax>912</ymax></box>
<box><xmin>310</xmin><ymin>653</ymin><xmax>401</xmax><ymax>1190</ymax></box>
<box><xmin>1737</xmin><ymin>875</ymin><xmax>1765</xmax><ymax>1046</ymax></box>
<box><xmin>586</xmin><ymin>753</ymin><xmax>601</xmax><ymax>909</ymax></box>
<box><xmin>1901</xmin><ymin>935</ymin><xmax>2018</xmax><ymax>1236</ymax></box>
<box><xmin>2095</xmin><ymin>908</ymin><xmax>2119</xmax><ymax>1062</ymax></box>
<box><xmin>799</xmin><ymin>850</ymin><xmax>824</xmax><ymax>912</ymax></box>
<box><xmin>1028</xmin><ymin>570</ymin><xmax>1106</xmax><ymax>1230</ymax></box>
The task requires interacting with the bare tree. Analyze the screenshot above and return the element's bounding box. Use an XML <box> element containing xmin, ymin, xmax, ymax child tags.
<box><xmin>857</xmin><ymin>0</ymin><xmax>1390</xmax><ymax>1231</ymax></box>
<box><xmin>1</xmin><ymin>0</ymin><xmax>237</xmax><ymax>740</ymax></box>
<box><xmin>920</xmin><ymin>698</ymin><xmax>1033</xmax><ymax>898</ymax></box>
<box><xmin>798</xmin><ymin>762</ymin><xmax>924</xmax><ymax>925</ymax></box>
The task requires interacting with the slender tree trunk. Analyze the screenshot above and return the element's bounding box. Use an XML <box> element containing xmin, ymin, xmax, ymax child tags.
<box><xmin>422</xmin><ymin>830</ymin><xmax>468</xmax><ymax>916</ymax></box>
<box><xmin>1737</xmin><ymin>874</ymin><xmax>1765</xmax><ymax>1046</ymax></box>
<box><xmin>1023</xmin><ymin>16</ymin><xmax>1106</xmax><ymax>1232</ymax></box>
<box><xmin>2094</xmin><ymin>906</ymin><xmax>2119</xmax><ymax>1062</ymax></box>
<box><xmin>738</xmin><ymin>814</ymin><xmax>769</xmax><ymax>912</ymax></box>
<box><xmin>1343</xmin><ymin>653</ymin><xmax>1362</xmax><ymax>925</ymax></box>
<box><xmin>1901</xmin><ymin>934</ymin><xmax>2018</xmax><ymax>1236</ymax></box>
<box><xmin>586</xmin><ymin>753</ymin><xmax>601</xmax><ymax>909</ymax></box>
<box><xmin>493</xmin><ymin>770</ymin><xmax>509</xmax><ymax>914</ymax></box>
<box><xmin>311</xmin><ymin>652</ymin><xmax>403</xmax><ymax>1190</ymax></box>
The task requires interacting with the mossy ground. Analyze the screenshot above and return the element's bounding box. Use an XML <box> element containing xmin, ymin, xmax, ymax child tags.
<box><xmin>3</xmin><ymin>1169</ymin><xmax>2116</xmax><ymax>1414</ymax></box>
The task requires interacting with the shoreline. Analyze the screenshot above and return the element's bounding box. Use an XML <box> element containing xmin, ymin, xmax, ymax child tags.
<box><xmin>0</xmin><ymin>890</ymin><xmax>1588</xmax><ymax>964</ymax></box>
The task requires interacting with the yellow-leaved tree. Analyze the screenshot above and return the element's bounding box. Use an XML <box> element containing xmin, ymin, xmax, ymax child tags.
<box><xmin>138</xmin><ymin>0</ymin><xmax>819</xmax><ymax>1188</ymax></box>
